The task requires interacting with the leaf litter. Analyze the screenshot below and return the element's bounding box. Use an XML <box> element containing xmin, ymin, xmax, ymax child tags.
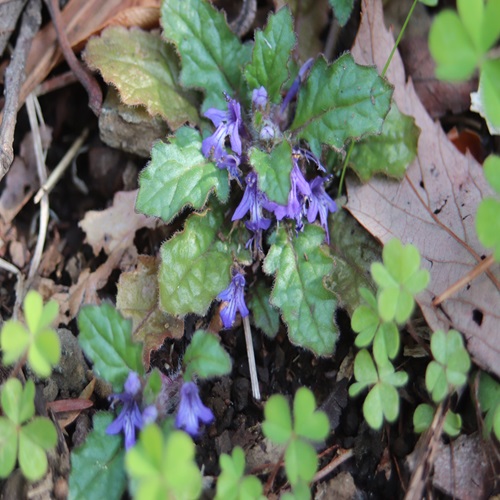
<box><xmin>347</xmin><ymin>0</ymin><xmax>500</xmax><ymax>378</ymax></box>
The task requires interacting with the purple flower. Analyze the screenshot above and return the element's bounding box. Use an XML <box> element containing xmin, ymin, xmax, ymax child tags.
<box><xmin>216</xmin><ymin>152</ymin><xmax>242</xmax><ymax>179</ymax></box>
<box><xmin>307</xmin><ymin>176</ymin><xmax>337</xmax><ymax>243</ymax></box>
<box><xmin>281</xmin><ymin>58</ymin><xmax>314</xmax><ymax>113</ymax></box>
<box><xmin>175</xmin><ymin>381</ymin><xmax>214</xmax><ymax>437</ymax></box>
<box><xmin>217</xmin><ymin>272</ymin><xmax>249</xmax><ymax>329</ymax></box>
<box><xmin>106</xmin><ymin>372</ymin><xmax>158</xmax><ymax>449</ymax></box>
<box><xmin>201</xmin><ymin>96</ymin><xmax>243</xmax><ymax>159</ymax></box>
<box><xmin>232</xmin><ymin>172</ymin><xmax>274</xmax><ymax>232</ymax></box>
<box><xmin>272</xmin><ymin>160</ymin><xmax>311</xmax><ymax>221</ymax></box>
<box><xmin>297</xmin><ymin>147</ymin><xmax>326</xmax><ymax>172</ymax></box>
<box><xmin>252</xmin><ymin>86</ymin><xmax>268</xmax><ymax>110</ymax></box>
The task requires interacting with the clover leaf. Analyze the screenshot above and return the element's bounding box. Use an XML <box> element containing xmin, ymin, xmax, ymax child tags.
<box><xmin>413</xmin><ymin>404</ymin><xmax>462</xmax><ymax>437</ymax></box>
<box><xmin>425</xmin><ymin>329</ymin><xmax>471</xmax><ymax>403</ymax></box>
<box><xmin>371</xmin><ymin>239</ymin><xmax>429</xmax><ymax>324</ymax></box>
<box><xmin>0</xmin><ymin>290</ymin><xmax>60</xmax><ymax>378</ymax></box>
<box><xmin>125</xmin><ymin>426</ymin><xmax>202</xmax><ymax>500</ymax></box>
<box><xmin>478</xmin><ymin>372</ymin><xmax>500</xmax><ymax>440</ymax></box>
<box><xmin>215</xmin><ymin>447</ymin><xmax>264</xmax><ymax>500</ymax></box>
<box><xmin>0</xmin><ymin>379</ymin><xmax>57</xmax><ymax>481</ymax></box>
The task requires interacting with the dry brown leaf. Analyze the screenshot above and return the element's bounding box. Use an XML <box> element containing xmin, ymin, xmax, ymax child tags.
<box><xmin>7</xmin><ymin>0</ymin><xmax>160</xmax><ymax>119</ymax></box>
<box><xmin>346</xmin><ymin>0</ymin><xmax>500</xmax><ymax>376</ymax></box>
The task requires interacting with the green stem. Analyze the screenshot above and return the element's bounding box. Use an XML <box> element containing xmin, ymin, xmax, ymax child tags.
<box><xmin>337</xmin><ymin>0</ymin><xmax>418</xmax><ymax>196</ymax></box>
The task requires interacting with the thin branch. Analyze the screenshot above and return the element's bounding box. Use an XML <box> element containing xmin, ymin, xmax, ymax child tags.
<box><xmin>0</xmin><ymin>0</ymin><xmax>41</xmax><ymax>182</ymax></box>
<box><xmin>243</xmin><ymin>315</ymin><xmax>261</xmax><ymax>400</ymax></box>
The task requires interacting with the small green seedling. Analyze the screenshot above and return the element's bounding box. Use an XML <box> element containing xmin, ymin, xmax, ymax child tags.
<box><xmin>476</xmin><ymin>155</ymin><xmax>500</xmax><ymax>261</ymax></box>
<box><xmin>349</xmin><ymin>350</ymin><xmax>408</xmax><ymax>430</ymax></box>
<box><xmin>262</xmin><ymin>387</ymin><xmax>329</xmax><ymax>491</ymax></box>
<box><xmin>351</xmin><ymin>287</ymin><xmax>400</xmax><ymax>365</ymax></box>
<box><xmin>125</xmin><ymin>425</ymin><xmax>202</xmax><ymax>500</ymax></box>
<box><xmin>413</xmin><ymin>403</ymin><xmax>462</xmax><ymax>437</ymax></box>
<box><xmin>0</xmin><ymin>379</ymin><xmax>57</xmax><ymax>481</ymax></box>
<box><xmin>0</xmin><ymin>290</ymin><xmax>60</xmax><ymax>377</ymax></box>
<box><xmin>215</xmin><ymin>446</ymin><xmax>264</xmax><ymax>500</ymax></box>
<box><xmin>425</xmin><ymin>329</ymin><xmax>471</xmax><ymax>403</ymax></box>
<box><xmin>478</xmin><ymin>372</ymin><xmax>500</xmax><ymax>440</ymax></box>
<box><xmin>370</xmin><ymin>239</ymin><xmax>430</xmax><ymax>324</ymax></box>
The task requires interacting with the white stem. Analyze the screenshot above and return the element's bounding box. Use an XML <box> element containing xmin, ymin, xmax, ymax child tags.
<box><xmin>242</xmin><ymin>315</ymin><xmax>260</xmax><ymax>400</ymax></box>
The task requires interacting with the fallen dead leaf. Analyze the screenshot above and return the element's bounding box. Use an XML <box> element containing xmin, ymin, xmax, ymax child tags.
<box><xmin>346</xmin><ymin>0</ymin><xmax>500</xmax><ymax>377</ymax></box>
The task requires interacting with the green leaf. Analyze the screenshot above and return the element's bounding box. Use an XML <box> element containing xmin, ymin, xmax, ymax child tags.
<box><xmin>352</xmin><ymin>304</ymin><xmax>379</xmax><ymax>347</ymax></box>
<box><xmin>158</xmin><ymin>207</ymin><xmax>233</xmax><ymax>316</ymax></box>
<box><xmin>363</xmin><ymin>382</ymin><xmax>399</xmax><ymax>429</ymax></box>
<box><xmin>373</xmin><ymin>321</ymin><xmax>400</xmax><ymax>364</ymax></box>
<box><xmin>69</xmin><ymin>413</ymin><xmax>126</xmax><ymax>500</ymax></box>
<box><xmin>419</xmin><ymin>0</ymin><xmax>438</xmax><ymax>5</ymax></box>
<box><xmin>262</xmin><ymin>394</ymin><xmax>293</xmax><ymax>444</ymax></box>
<box><xmin>126</xmin><ymin>426</ymin><xmax>202</xmax><ymax>500</ymax></box>
<box><xmin>250</xmin><ymin>141</ymin><xmax>293</xmax><ymax>205</ymax></box>
<box><xmin>413</xmin><ymin>403</ymin><xmax>434</xmax><ymax>433</ymax></box>
<box><xmin>480</xmin><ymin>59</ymin><xmax>500</xmax><ymax>129</ymax></box>
<box><xmin>425</xmin><ymin>361</ymin><xmax>448</xmax><ymax>403</ymax></box>
<box><xmin>428</xmin><ymin>10</ymin><xmax>479</xmax><ymax>81</ymax></box>
<box><xmin>481</xmin><ymin>0</ymin><xmax>500</xmax><ymax>52</ymax></box>
<box><xmin>83</xmin><ymin>26</ymin><xmax>199</xmax><ymax>129</ymax></box>
<box><xmin>248</xmin><ymin>281</ymin><xmax>280</xmax><ymax>339</ymax></box>
<box><xmin>77</xmin><ymin>304</ymin><xmax>143</xmax><ymax>391</ymax></box>
<box><xmin>21</xmin><ymin>417</ymin><xmax>57</xmax><ymax>450</ymax></box>
<box><xmin>1</xmin><ymin>378</ymin><xmax>34</xmax><ymax>425</ymax></box>
<box><xmin>136</xmin><ymin>128</ymin><xmax>229</xmax><ymax>223</ymax></box>
<box><xmin>183</xmin><ymin>330</ymin><xmax>232</xmax><ymax>381</ymax></box>
<box><xmin>0</xmin><ymin>417</ymin><xmax>17</xmax><ymax>478</ymax></box>
<box><xmin>244</xmin><ymin>8</ymin><xmax>295</xmax><ymax>103</ymax></box>
<box><xmin>457</xmin><ymin>0</ymin><xmax>483</xmax><ymax>51</ymax></box>
<box><xmin>293</xmin><ymin>388</ymin><xmax>329</xmax><ymax>442</ymax></box>
<box><xmin>284</xmin><ymin>439</ymin><xmax>317</xmax><ymax>486</ymax></box>
<box><xmin>263</xmin><ymin>225</ymin><xmax>337</xmax><ymax>355</ymax></box>
<box><xmin>0</xmin><ymin>320</ymin><xmax>29</xmax><ymax>365</ymax></box>
<box><xmin>352</xmin><ymin>349</ymin><xmax>378</xmax><ymax>386</ymax></box>
<box><xmin>478</xmin><ymin>371</ymin><xmax>500</xmax><ymax>438</ymax></box>
<box><xmin>349</xmin><ymin>104</ymin><xmax>420</xmax><ymax>181</ymax></box>
<box><xmin>476</xmin><ymin>197</ymin><xmax>500</xmax><ymax>260</ymax></box>
<box><xmin>483</xmin><ymin>155</ymin><xmax>500</xmax><ymax>194</ymax></box>
<box><xmin>161</xmin><ymin>0</ymin><xmax>252</xmax><ymax>111</ymax></box>
<box><xmin>18</xmin><ymin>430</ymin><xmax>50</xmax><ymax>481</ymax></box>
<box><xmin>290</xmin><ymin>53</ymin><xmax>393</xmax><ymax>156</ymax></box>
<box><xmin>29</xmin><ymin>328</ymin><xmax>61</xmax><ymax>378</ymax></box>
<box><xmin>443</xmin><ymin>410</ymin><xmax>462</xmax><ymax>437</ymax></box>
<box><xmin>328</xmin><ymin>0</ymin><xmax>355</xmax><ymax>26</ymax></box>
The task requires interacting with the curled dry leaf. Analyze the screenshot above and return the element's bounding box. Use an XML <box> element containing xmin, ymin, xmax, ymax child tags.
<box><xmin>346</xmin><ymin>0</ymin><xmax>500</xmax><ymax>377</ymax></box>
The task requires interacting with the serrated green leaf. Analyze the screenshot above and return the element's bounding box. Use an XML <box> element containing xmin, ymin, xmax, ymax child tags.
<box><xmin>428</xmin><ymin>10</ymin><xmax>479</xmax><ymax>81</ymax></box>
<box><xmin>183</xmin><ymin>330</ymin><xmax>232</xmax><ymax>380</ymax></box>
<box><xmin>248</xmin><ymin>281</ymin><xmax>280</xmax><ymax>339</ymax></box>
<box><xmin>84</xmin><ymin>26</ymin><xmax>198</xmax><ymax>129</ymax></box>
<box><xmin>328</xmin><ymin>0</ymin><xmax>355</xmax><ymax>26</ymax></box>
<box><xmin>290</xmin><ymin>53</ymin><xmax>393</xmax><ymax>156</ymax></box>
<box><xmin>161</xmin><ymin>0</ymin><xmax>252</xmax><ymax>111</ymax></box>
<box><xmin>158</xmin><ymin>207</ymin><xmax>233</xmax><ymax>316</ymax></box>
<box><xmin>69</xmin><ymin>413</ymin><xmax>126</xmax><ymax>500</ymax></box>
<box><xmin>262</xmin><ymin>394</ymin><xmax>293</xmax><ymax>444</ymax></box>
<box><xmin>284</xmin><ymin>439</ymin><xmax>317</xmax><ymax>485</ymax></box>
<box><xmin>0</xmin><ymin>417</ymin><xmax>17</xmax><ymax>478</ymax></box>
<box><xmin>263</xmin><ymin>225</ymin><xmax>337</xmax><ymax>355</ymax></box>
<box><xmin>136</xmin><ymin>128</ymin><xmax>229</xmax><ymax>223</ymax></box>
<box><xmin>293</xmin><ymin>388</ymin><xmax>329</xmax><ymax>441</ymax></box>
<box><xmin>349</xmin><ymin>104</ymin><xmax>419</xmax><ymax>181</ymax></box>
<box><xmin>481</xmin><ymin>59</ymin><xmax>500</xmax><ymax>129</ymax></box>
<box><xmin>77</xmin><ymin>304</ymin><xmax>143</xmax><ymax>391</ymax></box>
<box><xmin>250</xmin><ymin>141</ymin><xmax>293</xmax><ymax>205</ymax></box>
<box><xmin>244</xmin><ymin>8</ymin><xmax>295</xmax><ymax>103</ymax></box>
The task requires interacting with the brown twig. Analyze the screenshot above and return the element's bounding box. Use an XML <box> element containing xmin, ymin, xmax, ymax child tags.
<box><xmin>313</xmin><ymin>448</ymin><xmax>354</xmax><ymax>482</ymax></box>
<box><xmin>44</xmin><ymin>0</ymin><xmax>102</xmax><ymax>116</ymax></box>
<box><xmin>0</xmin><ymin>0</ymin><xmax>41</xmax><ymax>182</ymax></box>
<box><xmin>432</xmin><ymin>254</ymin><xmax>496</xmax><ymax>306</ymax></box>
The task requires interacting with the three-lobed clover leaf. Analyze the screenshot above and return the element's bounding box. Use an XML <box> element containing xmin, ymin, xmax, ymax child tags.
<box><xmin>370</xmin><ymin>239</ymin><xmax>429</xmax><ymax>324</ymax></box>
<box><xmin>476</xmin><ymin>155</ymin><xmax>500</xmax><ymax>261</ymax></box>
<box><xmin>351</xmin><ymin>287</ymin><xmax>400</xmax><ymax>365</ymax></box>
<box><xmin>215</xmin><ymin>447</ymin><xmax>264</xmax><ymax>500</ymax></box>
<box><xmin>349</xmin><ymin>350</ymin><xmax>408</xmax><ymax>430</ymax></box>
<box><xmin>413</xmin><ymin>404</ymin><xmax>462</xmax><ymax>437</ymax></box>
<box><xmin>0</xmin><ymin>290</ymin><xmax>60</xmax><ymax>378</ymax></box>
<box><xmin>262</xmin><ymin>387</ymin><xmax>329</xmax><ymax>488</ymax></box>
<box><xmin>0</xmin><ymin>379</ymin><xmax>57</xmax><ymax>481</ymax></box>
<box><xmin>478</xmin><ymin>372</ymin><xmax>500</xmax><ymax>440</ymax></box>
<box><xmin>125</xmin><ymin>425</ymin><xmax>202</xmax><ymax>500</ymax></box>
<box><xmin>425</xmin><ymin>329</ymin><xmax>471</xmax><ymax>403</ymax></box>
<box><xmin>183</xmin><ymin>330</ymin><xmax>232</xmax><ymax>382</ymax></box>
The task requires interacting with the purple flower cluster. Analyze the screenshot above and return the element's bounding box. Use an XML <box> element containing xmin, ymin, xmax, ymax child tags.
<box><xmin>106</xmin><ymin>372</ymin><xmax>157</xmax><ymax>449</ymax></box>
